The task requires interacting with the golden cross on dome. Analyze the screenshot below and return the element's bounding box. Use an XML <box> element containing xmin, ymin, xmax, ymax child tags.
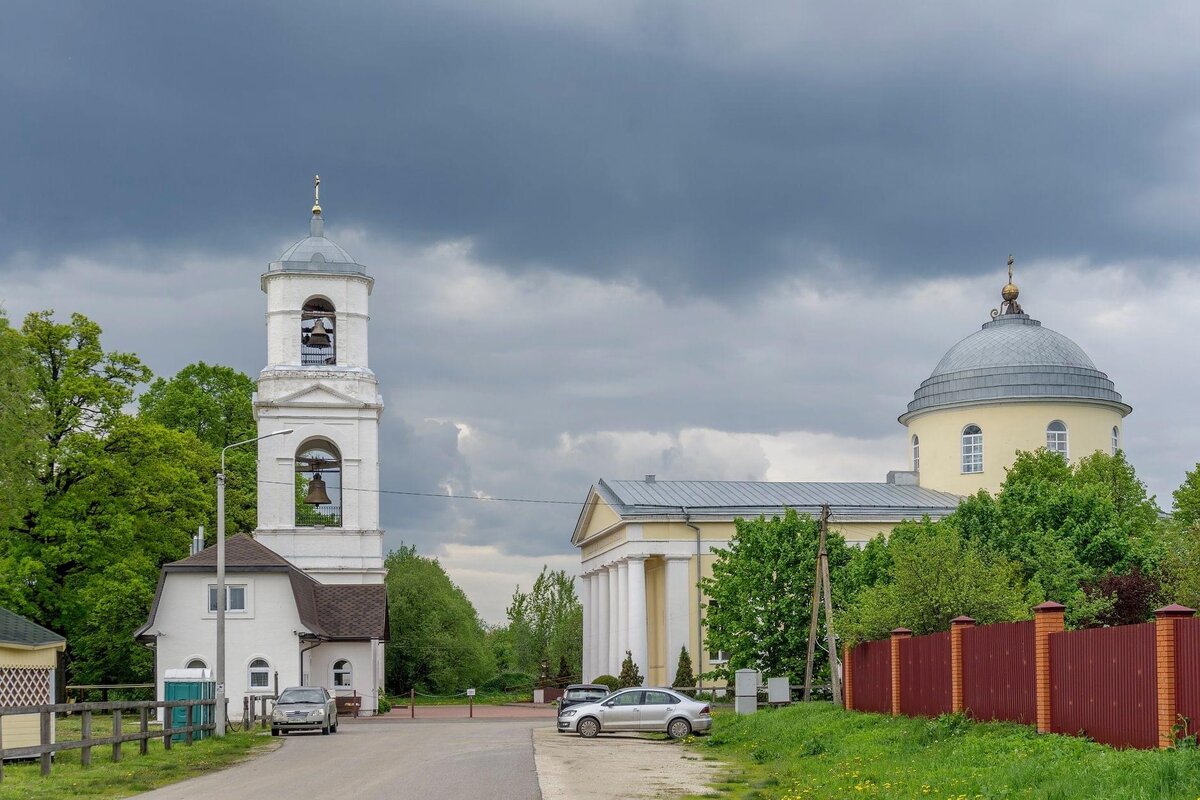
<box><xmin>1007</xmin><ymin>254</ymin><xmax>1014</xmax><ymax>283</ymax></box>
<box><xmin>312</xmin><ymin>174</ymin><xmax>322</xmax><ymax>216</ymax></box>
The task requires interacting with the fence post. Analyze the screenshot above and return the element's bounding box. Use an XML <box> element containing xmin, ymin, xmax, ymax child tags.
<box><xmin>0</xmin><ymin>711</ymin><xmax>5</xmax><ymax>783</ymax></box>
<box><xmin>890</xmin><ymin>628</ymin><xmax>912</xmax><ymax>717</ymax></box>
<box><xmin>163</xmin><ymin>703</ymin><xmax>173</xmax><ymax>750</ymax></box>
<box><xmin>185</xmin><ymin>705</ymin><xmax>194</xmax><ymax>745</ymax></box>
<box><xmin>843</xmin><ymin>644</ymin><xmax>854</xmax><ymax>711</ymax></box>
<box><xmin>1155</xmin><ymin>604</ymin><xmax>1196</xmax><ymax>748</ymax></box>
<box><xmin>81</xmin><ymin>709</ymin><xmax>93</xmax><ymax>766</ymax></box>
<box><xmin>950</xmin><ymin>616</ymin><xmax>976</xmax><ymax>715</ymax></box>
<box><xmin>39</xmin><ymin>710</ymin><xmax>51</xmax><ymax>777</ymax></box>
<box><xmin>139</xmin><ymin>707</ymin><xmax>149</xmax><ymax>756</ymax></box>
<box><xmin>112</xmin><ymin>709</ymin><xmax>123</xmax><ymax>763</ymax></box>
<box><xmin>1033</xmin><ymin>601</ymin><xmax>1065</xmax><ymax>734</ymax></box>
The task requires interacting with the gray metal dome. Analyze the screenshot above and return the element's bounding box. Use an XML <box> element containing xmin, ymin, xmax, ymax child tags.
<box><xmin>268</xmin><ymin>215</ymin><xmax>366</xmax><ymax>275</ymax></box>
<box><xmin>900</xmin><ymin>313</ymin><xmax>1130</xmax><ymax>422</ymax></box>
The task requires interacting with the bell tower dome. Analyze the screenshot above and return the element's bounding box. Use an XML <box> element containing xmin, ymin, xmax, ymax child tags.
<box><xmin>252</xmin><ymin>177</ymin><xmax>385</xmax><ymax>584</ymax></box>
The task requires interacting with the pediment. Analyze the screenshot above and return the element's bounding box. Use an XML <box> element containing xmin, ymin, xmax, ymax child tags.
<box><xmin>269</xmin><ymin>383</ymin><xmax>366</xmax><ymax>407</ymax></box>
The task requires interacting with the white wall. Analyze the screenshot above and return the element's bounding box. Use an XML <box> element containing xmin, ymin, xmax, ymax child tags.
<box><xmin>153</xmin><ymin>571</ymin><xmax>305</xmax><ymax>721</ymax></box>
<box><xmin>305</xmin><ymin>640</ymin><xmax>382</xmax><ymax>716</ymax></box>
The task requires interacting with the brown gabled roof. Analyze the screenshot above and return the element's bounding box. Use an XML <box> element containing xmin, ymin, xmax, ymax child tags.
<box><xmin>136</xmin><ymin>534</ymin><xmax>387</xmax><ymax>642</ymax></box>
<box><xmin>314</xmin><ymin>585</ymin><xmax>388</xmax><ymax>640</ymax></box>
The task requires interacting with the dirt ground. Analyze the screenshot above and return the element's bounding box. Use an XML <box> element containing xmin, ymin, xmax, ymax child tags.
<box><xmin>533</xmin><ymin>726</ymin><xmax>725</xmax><ymax>799</ymax></box>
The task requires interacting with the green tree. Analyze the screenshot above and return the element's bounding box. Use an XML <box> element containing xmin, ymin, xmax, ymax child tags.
<box><xmin>383</xmin><ymin>545</ymin><xmax>495</xmax><ymax>694</ymax></box>
<box><xmin>139</xmin><ymin>362</ymin><xmax>257</xmax><ymax>533</ymax></box>
<box><xmin>504</xmin><ymin>567</ymin><xmax>583</xmax><ymax>682</ymax></box>
<box><xmin>617</xmin><ymin>650</ymin><xmax>643</xmax><ymax>688</ymax></box>
<box><xmin>1173</xmin><ymin>465</ymin><xmax>1200</xmax><ymax>528</ymax></box>
<box><xmin>671</xmin><ymin>646</ymin><xmax>695</xmax><ymax>689</ymax></box>
<box><xmin>840</xmin><ymin>520</ymin><xmax>1030</xmax><ymax>644</ymax></box>
<box><xmin>1159</xmin><ymin>522</ymin><xmax>1200</xmax><ymax>610</ymax></box>
<box><xmin>0</xmin><ymin>314</ymin><xmax>45</xmax><ymax>540</ymax></box>
<box><xmin>698</xmin><ymin>509</ymin><xmax>852</xmax><ymax>681</ymax></box>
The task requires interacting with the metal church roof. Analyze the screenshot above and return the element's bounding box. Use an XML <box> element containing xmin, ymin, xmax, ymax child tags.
<box><xmin>596</xmin><ymin>478</ymin><xmax>961</xmax><ymax>519</ymax></box>
<box><xmin>901</xmin><ymin>313</ymin><xmax>1129</xmax><ymax>422</ymax></box>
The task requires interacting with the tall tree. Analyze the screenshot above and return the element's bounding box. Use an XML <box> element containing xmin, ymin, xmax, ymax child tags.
<box><xmin>139</xmin><ymin>362</ymin><xmax>258</xmax><ymax>534</ymax></box>
<box><xmin>1173</xmin><ymin>464</ymin><xmax>1200</xmax><ymax>529</ymax></box>
<box><xmin>698</xmin><ymin>509</ymin><xmax>852</xmax><ymax>681</ymax></box>
<box><xmin>383</xmin><ymin>545</ymin><xmax>495</xmax><ymax>694</ymax></box>
<box><xmin>505</xmin><ymin>567</ymin><xmax>583</xmax><ymax>682</ymax></box>
<box><xmin>0</xmin><ymin>314</ymin><xmax>44</xmax><ymax>538</ymax></box>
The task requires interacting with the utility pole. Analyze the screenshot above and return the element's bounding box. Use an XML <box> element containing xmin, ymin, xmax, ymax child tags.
<box><xmin>803</xmin><ymin>505</ymin><xmax>842</xmax><ymax>705</ymax></box>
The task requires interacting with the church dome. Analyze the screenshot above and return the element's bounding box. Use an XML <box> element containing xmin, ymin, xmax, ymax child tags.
<box><xmin>277</xmin><ymin>234</ymin><xmax>357</xmax><ymax>265</ymax></box>
<box><xmin>900</xmin><ymin>312</ymin><xmax>1130</xmax><ymax>423</ymax></box>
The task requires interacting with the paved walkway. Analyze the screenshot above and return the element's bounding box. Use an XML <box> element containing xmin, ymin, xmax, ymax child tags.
<box><xmin>137</xmin><ymin>717</ymin><xmax>545</xmax><ymax>800</ymax></box>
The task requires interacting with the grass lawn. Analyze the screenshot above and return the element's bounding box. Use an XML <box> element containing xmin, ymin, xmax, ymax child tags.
<box><xmin>404</xmin><ymin>690</ymin><xmax>533</xmax><ymax>706</ymax></box>
<box><xmin>687</xmin><ymin>703</ymin><xmax>1200</xmax><ymax>800</ymax></box>
<box><xmin>0</xmin><ymin>713</ymin><xmax>274</xmax><ymax>799</ymax></box>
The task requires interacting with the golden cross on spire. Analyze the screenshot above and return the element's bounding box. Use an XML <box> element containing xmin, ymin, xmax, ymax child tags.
<box><xmin>312</xmin><ymin>174</ymin><xmax>322</xmax><ymax>216</ymax></box>
<box><xmin>1007</xmin><ymin>254</ymin><xmax>1014</xmax><ymax>283</ymax></box>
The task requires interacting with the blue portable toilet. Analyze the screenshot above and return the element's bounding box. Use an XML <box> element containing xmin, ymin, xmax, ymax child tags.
<box><xmin>164</xmin><ymin>668</ymin><xmax>215</xmax><ymax>741</ymax></box>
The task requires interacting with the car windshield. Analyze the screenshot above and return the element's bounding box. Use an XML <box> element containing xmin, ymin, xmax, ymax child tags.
<box><xmin>277</xmin><ymin>689</ymin><xmax>325</xmax><ymax>704</ymax></box>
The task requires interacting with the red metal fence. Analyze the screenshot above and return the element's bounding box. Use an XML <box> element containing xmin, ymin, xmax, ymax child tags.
<box><xmin>849</xmin><ymin>639</ymin><xmax>891</xmax><ymax>714</ymax></box>
<box><xmin>1177</xmin><ymin>617</ymin><xmax>1200</xmax><ymax>740</ymax></box>
<box><xmin>898</xmin><ymin>631</ymin><xmax>951</xmax><ymax>717</ymax></box>
<box><xmin>1049</xmin><ymin>623</ymin><xmax>1157</xmax><ymax>749</ymax></box>
<box><xmin>962</xmin><ymin>620</ymin><xmax>1036</xmax><ymax>724</ymax></box>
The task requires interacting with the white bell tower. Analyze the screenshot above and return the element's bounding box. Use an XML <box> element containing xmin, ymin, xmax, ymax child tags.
<box><xmin>253</xmin><ymin>177</ymin><xmax>386</xmax><ymax>584</ymax></box>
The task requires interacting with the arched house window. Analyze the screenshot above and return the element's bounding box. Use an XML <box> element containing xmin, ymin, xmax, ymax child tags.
<box><xmin>911</xmin><ymin>435</ymin><xmax>920</xmax><ymax>472</ymax></box>
<box><xmin>301</xmin><ymin>297</ymin><xmax>336</xmax><ymax>366</ymax></box>
<box><xmin>186</xmin><ymin>658</ymin><xmax>207</xmax><ymax>670</ymax></box>
<box><xmin>961</xmin><ymin>425</ymin><xmax>983</xmax><ymax>474</ymax></box>
<box><xmin>296</xmin><ymin>438</ymin><xmax>342</xmax><ymax>527</ymax></box>
<box><xmin>1112</xmin><ymin>426</ymin><xmax>1120</xmax><ymax>456</ymax></box>
<box><xmin>248</xmin><ymin>658</ymin><xmax>271</xmax><ymax>690</ymax></box>
<box><xmin>1046</xmin><ymin>420</ymin><xmax>1068</xmax><ymax>459</ymax></box>
<box><xmin>333</xmin><ymin>659</ymin><xmax>353</xmax><ymax>690</ymax></box>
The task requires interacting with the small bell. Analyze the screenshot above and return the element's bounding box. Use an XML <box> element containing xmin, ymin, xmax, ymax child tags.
<box><xmin>304</xmin><ymin>473</ymin><xmax>332</xmax><ymax>506</ymax></box>
<box><xmin>306</xmin><ymin>318</ymin><xmax>332</xmax><ymax>349</ymax></box>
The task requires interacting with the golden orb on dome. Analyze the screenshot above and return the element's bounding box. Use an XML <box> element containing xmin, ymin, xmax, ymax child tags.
<box><xmin>1002</xmin><ymin>282</ymin><xmax>1019</xmax><ymax>302</ymax></box>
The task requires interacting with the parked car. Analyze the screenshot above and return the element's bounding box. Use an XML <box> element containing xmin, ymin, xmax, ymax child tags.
<box><xmin>558</xmin><ymin>684</ymin><xmax>611</xmax><ymax>712</ymax></box>
<box><xmin>557</xmin><ymin>687</ymin><xmax>712</xmax><ymax>739</ymax></box>
<box><xmin>271</xmin><ymin>686</ymin><xmax>339</xmax><ymax>736</ymax></box>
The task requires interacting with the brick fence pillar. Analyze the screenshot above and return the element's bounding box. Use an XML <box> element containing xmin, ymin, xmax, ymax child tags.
<box><xmin>843</xmin><ymin>644</ymin><xmax>854</xmax><ymax>711</ymax></box>
<box><xmin>950</xmin><ymin>616</ymin><xmax>976</xmax><ymax>715</ymax></box>
<box><xmin>890</xmin><ymin>628</ymin><xmax>912</xmax><ymax>717</ymax></box>
<box><xmin>1155</xmin><ymin>604</ymin><xmax>1196</xmax><ymax>748</ymax></box>
<box><xmin>1033</xmin><ymin>601</ymin><xmax>1065</xmax><ymax>734</ymax></box>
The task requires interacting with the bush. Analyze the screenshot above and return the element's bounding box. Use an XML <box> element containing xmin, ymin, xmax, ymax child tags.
<box><xmin>480</xmin><ymin>671</ymin><xmax>534</xmax><ymax>693</ymax></box>
<box><xmin>618</xmin><ymin>651</ymin><xmax>643</xmax><ymax>688</ymax></box>
<box><xmin>377</xmin><ymin>692</ymin><xmax>393</xmax><ymax>714</ymax></box>
<box><xmin>592</xmin><ymin>674</ymin><xmax>619</xmax><ymax>692</ymax></box>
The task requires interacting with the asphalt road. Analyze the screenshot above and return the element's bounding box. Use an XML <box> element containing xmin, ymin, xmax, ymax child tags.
<box><xmin>137</xmin><ymin>718</ymin><xmax>546</xmax><ymax>800</ymax></box>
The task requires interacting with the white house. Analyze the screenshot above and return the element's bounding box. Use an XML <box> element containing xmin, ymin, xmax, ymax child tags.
<box><xmin>137</xmin><ymin>179</ymin><xmax>390</xmax><ymax>719</ymax></box>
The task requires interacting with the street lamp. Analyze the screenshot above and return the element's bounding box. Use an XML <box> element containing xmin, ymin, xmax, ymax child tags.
<box><xmin>214</xmin><ymin>428</ymin><xmax>293</xmax><ymax>737</ymax></box>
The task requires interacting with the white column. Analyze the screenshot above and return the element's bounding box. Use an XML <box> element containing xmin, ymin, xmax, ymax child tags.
<box><xmin>608</xmin><ymin>565</ymin><xmax>620</xmax><ymax>675</ymax></box>
<box><xmin>596</xmin><ymin>566</ymin><xmax>610</xmax><ymax>679</ymax></box>
<box><xmin>626</xmin><ymin>555</ymin><xmax>648</xmax><ymax>685</ymax></box>
<box><xmin>580</xmin><ymin>572</ymin><xmax>593</xmax><ymax>682</ymax></box>
<box><xmin>589</xmin><ymin>570</ymin><xmax>601</xmax><ymax>681</ymax></box>
<box><xmin>664</xmin><ymin>555</ymin><xmax>692</xmax><ymax>685</ymax></box>
<box><xmin>616</xmin><ymin>560</ymin><xmax>629</xmax><ymax>668</ymax></box>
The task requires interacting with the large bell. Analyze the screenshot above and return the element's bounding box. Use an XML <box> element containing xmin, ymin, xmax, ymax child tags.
<box><xmin>306</xmin><ymin>318</ymin><xmax>332</xmax><ymax>349</ymax></box>
<box><xmin>304</xmin><ymin>473</ymin><xmax>332</xmax><ymax>506</ymax></box>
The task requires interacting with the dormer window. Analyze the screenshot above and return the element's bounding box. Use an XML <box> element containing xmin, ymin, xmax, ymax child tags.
<box><xmin>301</xmin><ymin>298</ymin><xmax>336</xmax><ymax>366</ymax></box>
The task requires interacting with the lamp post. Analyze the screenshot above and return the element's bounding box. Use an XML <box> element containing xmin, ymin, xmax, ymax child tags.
<box><xmin>214</xmin><ymin>428</ymin><xmax>292</xmax><ymax>737</ymax></box>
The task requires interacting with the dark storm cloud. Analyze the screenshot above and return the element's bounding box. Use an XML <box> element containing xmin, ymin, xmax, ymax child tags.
<box><xmin>4</xmin><ymin>2</ymin><xmax>1200</xmax><ymax>294</ymax></box>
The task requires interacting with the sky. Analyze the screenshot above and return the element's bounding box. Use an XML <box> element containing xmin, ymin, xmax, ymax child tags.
<box><xmin>3</xmin><ymin>2</ymin><xmax>1200</xmax><ymax>623</ymax></box>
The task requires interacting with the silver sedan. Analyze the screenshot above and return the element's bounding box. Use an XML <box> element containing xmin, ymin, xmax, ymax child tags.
<box><xmin>557</xmin><ymin>687</ymin><xmax>712</xmax><ymax>739</ymax></box>
<box><xmin>271</xmin><ymin>686</ymin><xmax>339</xmax><ymax>735</ymax></box>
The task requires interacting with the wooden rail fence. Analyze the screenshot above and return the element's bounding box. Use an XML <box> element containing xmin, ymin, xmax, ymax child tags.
<box><xmin>0</xmin><ymin>698</ymin><xmax>215</xmax><ymax>781</ymax></box>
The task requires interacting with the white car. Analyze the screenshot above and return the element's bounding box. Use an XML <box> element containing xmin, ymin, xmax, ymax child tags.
<box><xmin>271</xmin><ymin>686</ymin><xmax>339</xmax><ymax>735</ymax></box>
<box><xmin>557</xmin><ymin>687</ymin><xmax>712</xmax><ymax>739</ymax></box>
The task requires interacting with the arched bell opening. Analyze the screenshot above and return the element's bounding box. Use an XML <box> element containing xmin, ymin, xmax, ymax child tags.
<box><xmin>295</xmin><ymin>438</ymin><xmax>342</xmax><ymax>527</ymax></box>
<box><xmin>301</xmin><ymin>297</ymin><xmax>336</xmax><ymax>366</ymax></box>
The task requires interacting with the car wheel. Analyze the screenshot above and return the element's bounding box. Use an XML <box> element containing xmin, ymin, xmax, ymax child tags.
<box><xmin>322</xmin><ymin>722</ymin><xmax>330</xmax><ymax>735</ymax></box>
<box><xmin>668</xmin><ymin>718</ymin><xmax>692</xmax><ymax>739</ymax></box>
<box><xmin>271</xmin><ymin>727</ymin><xmax>279</xmax><ymax>737</ymax></box>
<box><xmin>333</xmin><ymin>721</ymin><xmax>339</xmax><ymax>733</ymax></box>
<box><xmin>577</xmin><ymin>717</ymin><xmax>600</xmax><ymax>738</ymax></box>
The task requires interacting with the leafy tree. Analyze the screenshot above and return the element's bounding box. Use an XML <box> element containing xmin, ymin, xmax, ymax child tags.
<box><xmin>1078</xmin><ymin>567</ymin><xmax>1161</xmax><ymax>627</ymax></box>
<box><xmin>671</xmin><ymin>646</ymin><xmax>695</xmax><ymax>689</ymax></box>
<box><xmin>504</xmin><ymin>567</ymin><xmax>582</xmax><ymax>682</ymax></box>
<box><xmin>0</xmin><ymin>314</ymin><xmax>45</xmax><ymax>539</ymax></box>
<box><xmin>841</xmin><ymin>520</ymin><xmax>1029</xmax><ymax>643</ymax></box>
<box><xmin>383</xmin><ymin>545</ymin><xmax>495</xmax><ymax>694</ymax></box>
<box><xmin>1158</xmin><ymin>522</ymin><xmax>1200</xmax><ymax>610</ymax></box>
<box><xmin>618</xmin><ymin>650</ymin><xmax>643</xmax><ymax>688</ymax></box>
<box><xmin>1173</xmin><ymin>465</ymin><xmax>1200</xmax><ymax>528</ymax></box>
<box><xmin>139</xmin><ymin>362</ymin><xmax>257</xmax><ymax>533</ymax></box>
<box><xmin>698</xmin><ymin>509</ymin><xmax>853</xmax><ymax>681</ymax></box>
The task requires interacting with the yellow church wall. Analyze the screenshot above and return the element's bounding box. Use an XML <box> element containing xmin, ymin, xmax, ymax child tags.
<box><xmin>645</xmin><ymin>557</ymin><xmax>667</xmax><ymax>686</ymax></box>
<box><xmin>908</xmin><ymin>401</ymin><xmax>1124</xmax><ymax>496</ymax></box>
<box><xmin>581</xmin><ymin>497</ymin><xmax>621</xmax><ymax>540</ymax></box>
<box><xmin>580</xmin><ymin>525</ymin><xmax>628</xmax><ymax>561</ymax></box>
